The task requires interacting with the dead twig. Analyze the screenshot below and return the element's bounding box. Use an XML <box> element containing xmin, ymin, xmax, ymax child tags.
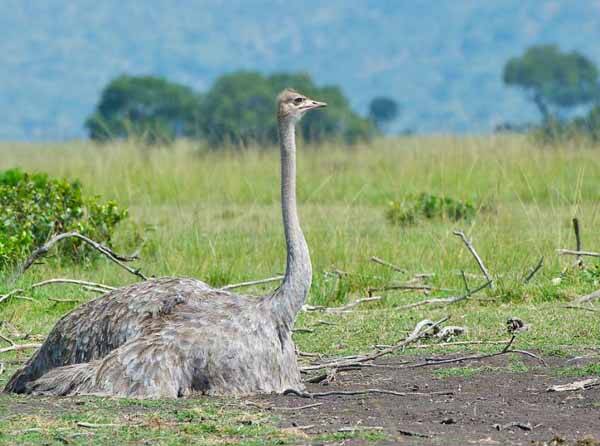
<box><xmin>338</xmin><ymin>426</ymin><xmax>384</xmax><ymax>432</ymax></box>
<box><xmin>301</xmin><ymin>317</ymin><xmax>449</xmax><ymax>372</ymax></box>
<box><xmin>575</xmin><ymin>289</ymin><xmax>600</xmax><ymax>304</ymax></box>
<box><xmin>367</xmin><ymin>284</ymin><xmax>451</xmax><ymax>295</ymax></box>
<box><xmin>572</xmin><ymin>218</ymin><xmax>583</xmax><ymax>267</ymax></box>
<box><xmin>274</xmin><ymin>402</ymin><xmax>323</xmax><ymax>411</ymax></box>
<box><xmin>284</xmin><ymin>388</ymin><xmax>453</xmax><ymax>398</ymax></box>
<box><xmin>406</xmin><ymin>336</ymin><xmax>546</xmax><ymax>368</ymax></box>
<box><xmin>395</xmin><ymin>280</ymin><xmax>492</xmax><ymax>311</ymax></box>
<box><xmin>0</xmin><ymin>343</ymin><xmax>42</xmax><ymax>354</ymax></box>
<box><xmin>547</xmin><ymin>378</ymin><xmax>600</xmax><ymax>392</ymax></box>
<box><xmin>0</xmin><ymin>289</ymin><xmax>24</xmax><ymax>305</ymax></box>
<box><xmin>370</xmin><ymin>256</ymin><xmax>406</xmax><ymax>273</ymax></box>
<box><xmin>31</xmin><ymin>278</ymin><xmax>115</xmax><ymax>291</ymax></box>
<box><xmin>303</xmin><ymin>296</ymin><xmax>381</xmax><ymax>314</ymax></box>
<box><xmin>564</xmin><ymin>305</ymin><xmax>599</xmax><ymax>313</ymax></box>
<box><xmin>221</xmin><ymin>275</ymin><xmax>284</xmax><ymax>291</ymax></box>
<box><xmin>16</xmin><ymin>231</ymin><xmax>146</xmax><ymax>280</ymax></box>
<box><xmin>453</xmin><ymin>230</ymin><xmax>493</xmax><ymax>288</ymax></box>
<box><xmin>523</xmin><ymin>257</ymin><xmax>544</xmax><ymax>284</ymax></box>
<box><xmin>557</xmin><ymin>249</ymin><xmax>600</xmax><ymax>258</ymax></box>
<box><xmin>374</xmin><ymin>339</ymin><xmax>511</xmax><ymax>350</ymax></box>
<box><xmin>398</xmin><ymin>428</ymin><xmax>430</xmax><ymax>438</ymax></box>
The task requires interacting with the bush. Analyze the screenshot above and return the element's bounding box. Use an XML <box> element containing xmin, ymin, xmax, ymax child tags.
<box><xmin>386</xmin><ymin>193</ymin><xmax>476</xmax><ymax>226</ymax></box>
<box><xmin>0</xmin><ymin>168</ymin><xmax>127</xmax><ymax>269</ymax></box>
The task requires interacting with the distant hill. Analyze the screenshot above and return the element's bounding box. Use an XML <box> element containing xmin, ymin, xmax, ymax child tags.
<box><xmin>2</xmin><ymin>0</ymin><xmax>600</xmax><ymax>140</ymax></box>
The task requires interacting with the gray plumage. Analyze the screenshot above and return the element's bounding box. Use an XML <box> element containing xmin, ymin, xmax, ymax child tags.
<box><xmin>4</xmin><ymin>89</ymin><xmax>327</xmax><ymax>398</ymax></box>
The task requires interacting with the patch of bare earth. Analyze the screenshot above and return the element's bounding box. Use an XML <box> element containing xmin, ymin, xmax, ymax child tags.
<box><xmin>256</xmin><ymin>356</ymin><xmax>600</xmax><ymax>445</ymax></box>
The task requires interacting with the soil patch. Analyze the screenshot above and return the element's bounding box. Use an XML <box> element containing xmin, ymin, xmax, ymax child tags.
<box><xmin>256</xmin><ymin>355</ymin><xmax>600</xmax><ymax>445</ymax></box>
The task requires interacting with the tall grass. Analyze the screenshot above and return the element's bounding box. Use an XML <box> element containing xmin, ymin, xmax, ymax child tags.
<box><xmin>1</xmin><ymin>136</ymin><xmax>599</xmax><ymax>306</ymax></box>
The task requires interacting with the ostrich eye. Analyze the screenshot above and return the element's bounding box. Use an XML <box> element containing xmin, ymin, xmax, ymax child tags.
<box><xmin>293</xmin><ymin>97</ymin><xmax>305</xmax><ymax>104</ymax></box>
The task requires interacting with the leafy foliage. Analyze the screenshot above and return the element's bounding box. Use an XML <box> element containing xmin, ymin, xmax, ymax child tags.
<box><xmin>369</xmin><ymin>97</ymin><xmax>400</xmax><ymax>130</ymax></box>
<box><xmin>85</xmin><ymin>75</ymin><xmax>202</xmax><ymax>144</ymax></box>
<box><xmin>0</xmin><ymin>168</ymin><xmax>127</xmax><ymax>269</ymax></box>
<box><xmin>503</xmin><ymin>45</ymin><xmax>600</xmax><ymax>121</ymax></box>
<box><xmin>86</xmin><ymin>72</ymin><xmax>375</xmax><ymax>147</ymax></box>
<box><xmin>386</xmin><ymin>193</ymin><xmax>476</xmax><ymax>226</ymax></box>
<box><xmin>200</xmin><ymin>71</ymin><xmax>376</xmax><ymax>146</ymax></box>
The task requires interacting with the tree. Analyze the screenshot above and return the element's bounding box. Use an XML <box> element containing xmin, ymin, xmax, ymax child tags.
<box><xmin>369</xmin><ymin>97</ymin><xmax>400</xmax><ymax>130</ymax></box>
<box><xmin>85</xmin><ymin>75</ymin><xmax>202</xmax><ymax>143</ymax></box>
<box><xmin>200</xmin><ymin>71</ymin><xmax>375</xmax><ymax>146</ymax></box>
<box><xmin>503</xmin><ymin>45</ymin><xmax>599</xmax><ymax>121</ymax></box>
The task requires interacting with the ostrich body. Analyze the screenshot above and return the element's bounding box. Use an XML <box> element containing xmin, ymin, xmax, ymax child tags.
<box><xmin>4</xmin><ymin>89</ymin><xmax>326</xmax><ymax>398</ymax></box>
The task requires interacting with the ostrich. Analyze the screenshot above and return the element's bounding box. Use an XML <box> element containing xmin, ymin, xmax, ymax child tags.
<box><xmin>4</xmin><ymin>89</ymin><xmax>326</xmax><ymax>398</ymax></box>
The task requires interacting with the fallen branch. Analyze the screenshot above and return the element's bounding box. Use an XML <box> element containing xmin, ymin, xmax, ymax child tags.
<box><xmin>221</xmin><ymin>275</ymin><xmax>284</xmax><ymax>291</ymax></box>
<box><xmin>575</xmin><ymin>289</ymin><xmax>600</xmax><ymax>304</ymax></box>
<box><xmin>374</xmin><ymin>339</ymin><xmax>511</xmax><ymax>350</ymax></box>
<box><xmin>547</xmin><ymin>378</ymin><xmax>600</xmax><ymax>392</ymax></box>
<box><xmin>0</xmin><ymin>343</ymin><xmax>42</xmax><ymax>354</ymax></box>
<box><xmin>274</xmin><ymin>402</ymin><xmax>323</xmax><ymax>411</ymax></box>
<box><xmin>453</xmin><ymin>230</ymin><xmax>493</xmax><ymax>288</ymax></box>
<box><xmin>31</xmin><ymin>278</ymin><xmax>115</xmax><ymax>291</ymax></box>
<box><xmin>564</xmin><ymin>305</ymin><xmax>599</xmax><ymax>313</ymax></box>
<box><xmin>394</xmin><ymin>280</ymin><xmax>491</xmax><ymax>311</ymax></box>
<box><xmin>16</xmin><ymin>231</ymin><xmax>146</xmax><ymax>280</ymax></box>
<box><xmin>367</xmin><ymin>284</ymin><xmax>451</xmax><ymax>295</ymax></box>
<box><xmin>15</xmin><ymin>295</ymin><xmax>36</xmax><ymax>303</ymax></box>
<box><xmin>0</xmin><ymin>289</ymin><xmax>24</xmax><ymax>305</ymax></box>
<box><xmin>301</xmin><ymin>317</ymin><xmax>448</xmax><ymax>372</ymax></box>
<box><xmin>338</xmin><ymin>426</ymin><xmax>384</xmax><ymax>432</ymax></box>
<box><xmin>523</xmin><ymin>257</ymin><xmax>544</xmax><ymax>284</ymax></box>
<box><xmin>493</xmin><ymin>421</ymin><xmax>532</xmax><ymax>431</ymax></box>
<box><xmin>398</xmin><ymin>428</ymin><xmax>430</xmax><ymax>438</ymax></box>
<box><xmin>405</xmin><ymin>336</ymin><xmax>545</xmax><ymax>368</ymax></box>
<box><xmin>303</xmin><ymin>296</ymin><xmax>381</xmax><ymax>314</ymax></box>
<box><xmin>370</xmin><ymin>256</ymin><xmax>406</xmax><ymax>273</ymax></box>
<box><xmin>557</xmin><ymin>249</ymin><xmax>600</xmax><ymax>258</ymax></box>
<box><xmin>284</xmin><ymin>388</ymin><xmax>453</xmax><ymax>399</ymax></box>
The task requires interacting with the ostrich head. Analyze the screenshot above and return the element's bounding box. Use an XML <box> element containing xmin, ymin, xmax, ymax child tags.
<box><xmin>277</xmin><ymin>89</ymin><xmax>327</xmax><ymax>122</ymax></box>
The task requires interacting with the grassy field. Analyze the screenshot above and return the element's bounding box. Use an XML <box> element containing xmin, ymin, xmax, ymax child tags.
<box><xmin>1</xmin><ymin>136</ymin><xmax>599</xmax><ymax>444</ymax></box>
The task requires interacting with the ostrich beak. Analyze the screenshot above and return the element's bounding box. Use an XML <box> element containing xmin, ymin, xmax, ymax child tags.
<box><xmin>302</xmin><ymin>99</ymin><xmax>327</xmax><ymax>111</ymax></box>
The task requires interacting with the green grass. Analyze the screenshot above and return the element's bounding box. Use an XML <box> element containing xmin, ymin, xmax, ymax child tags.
<box><xmin>1</xmin><ymin>136</ymin><xmax>600</xmax><ymax>444</ymax></box>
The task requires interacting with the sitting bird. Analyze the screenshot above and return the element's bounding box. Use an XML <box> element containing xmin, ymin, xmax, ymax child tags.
<box><xmin>4</xmin><ymin>89</ymin><xmax>326</xmax><ymax>398</ymax></box>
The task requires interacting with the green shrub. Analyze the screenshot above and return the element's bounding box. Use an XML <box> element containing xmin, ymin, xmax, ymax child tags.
<box><xmin>386</xmin><ymin>193</ymin><xmax>476</xmax><ymax>226</ymax></box>
<box><xmin>0</xmin><ymin>168</ymin><xmax>127</xmax><ymax>269</ymax></box>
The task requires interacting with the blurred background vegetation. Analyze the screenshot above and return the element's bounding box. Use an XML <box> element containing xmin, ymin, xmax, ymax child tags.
<box><xmin>81</xmin><ymin>43</ymin><xmax>600</xmax><ymax>147</ymax></box>
<box><xmin>85</xmin><ymin>71</ymin><xmax>379</xmax><ymax>146</ymax></box>
<box><xmin>4</xmin><ymin>1</ymin><xmax>600</xmax><ymax>140</ymax></box>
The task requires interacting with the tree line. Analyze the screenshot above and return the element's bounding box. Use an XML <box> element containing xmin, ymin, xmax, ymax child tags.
<box><xmin>86</xmin><ymin>72</ymin><xmax>399</xmax><ymax>146</ymax></box>
<box><xmin>86</xmin><ymin>44</ymin><xmax>600</xmax><ymax>146</ymax></box>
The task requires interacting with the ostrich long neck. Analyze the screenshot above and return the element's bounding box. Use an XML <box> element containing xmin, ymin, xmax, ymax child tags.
<box><xmin>269</xmin><ymin>116</ymin><xmax>312</xmax><ymax>328</ymax></box>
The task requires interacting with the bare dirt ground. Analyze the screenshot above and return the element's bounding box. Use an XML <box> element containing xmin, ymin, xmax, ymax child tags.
<box><xmin>257</xmin><ymin>355</ymin><xmax>600</xmax><ymax>445</ymax></box>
